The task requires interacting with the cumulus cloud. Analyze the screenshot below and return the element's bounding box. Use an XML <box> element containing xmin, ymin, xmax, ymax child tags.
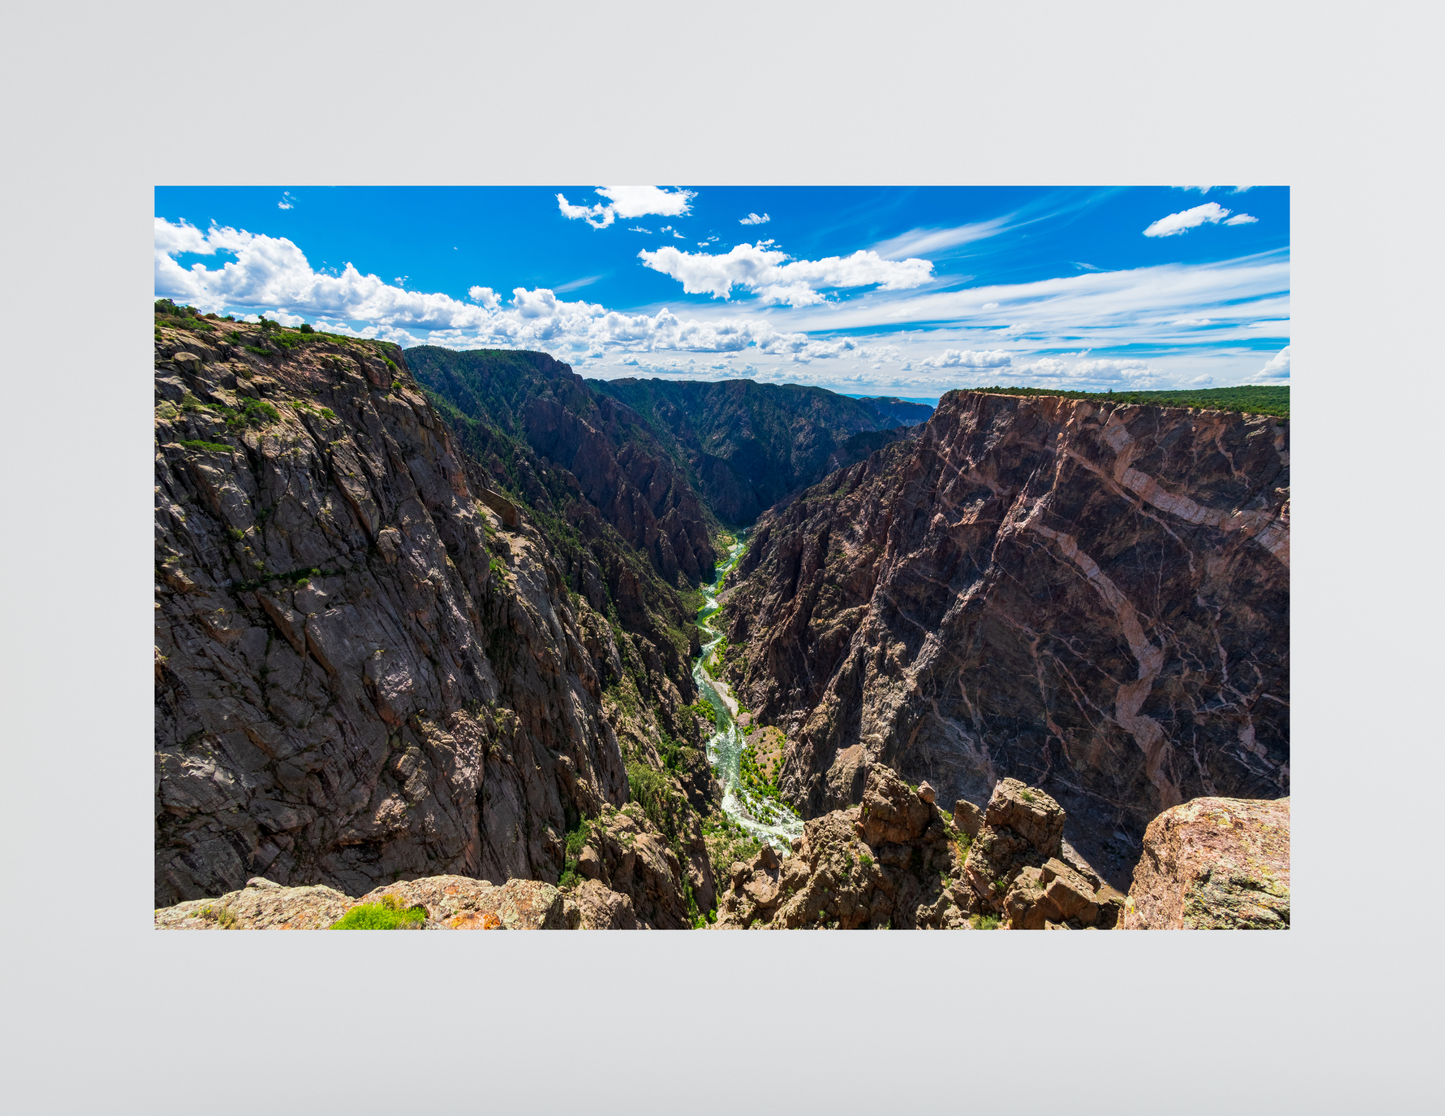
<box><xmin>556</xmin><ymin>186</ymin><xmax>695</xmax><ymax>229</ymax></box>
<box><xmin>1223</xmin><ymin>213</ymin><xmax>1259</xmax><ymax>225</ymax></box>
<box><xmin>1252</xmin><ymin>345</ymin><xmax>1291</xmax><ymax>381</ymax></box>
<box><xmin>918</xmin><ymin>348</ymin><xmax>1013</xmax><ymax>369</ymax></box>
<box><xmin>154</xmin><ymin>217</ymin><xmax>919</xmax><ymax>363</ymax></box>
<box><xmin>277</xmin><ymin>191</ymin><xmax>296</xmax><ymax>210</ymax></box>
<box><xmin>739</xmin><ymin>212</ymin><xmax>770</xmax><ymax>225</ymax></box>
<box><xmin>637</xmin><ymin>242</ymin><xmax>934</xmax><ymax>306</ymax></box>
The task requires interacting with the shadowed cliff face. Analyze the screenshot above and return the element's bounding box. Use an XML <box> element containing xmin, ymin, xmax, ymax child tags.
<box><xmin>406</xmin><ymin>347</ymin><xmax>717</xmax><ymax>586</ymax></box>
<box><xmin>718</xmin><ymin>390</ymin><xmax>1289</xmax><ymax>887</ymax></box>
<box><xmin>589</xmin><ymin>378</ymin><xmax>930</xmax><ymax>524</ymax></box>
<box><xmin>153</xmin><ymin>324</ymin><xmax>714</xmax><ymax>914</ymax></box>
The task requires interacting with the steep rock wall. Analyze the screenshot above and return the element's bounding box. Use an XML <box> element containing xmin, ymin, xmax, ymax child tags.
<box><xmin>719</xmin><ymin>390</ymin><xmax>1289</xmax><ymax>885</ymax></box>
<box><xmin>153</xmin><ymin>324</ymin><xmax>708</xmax><ymax>909</ymax></box>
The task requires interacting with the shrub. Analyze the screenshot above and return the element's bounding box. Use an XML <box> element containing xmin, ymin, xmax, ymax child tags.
<box><xmin>330</xmin><ymin>898</ymin><xmax>427</xmax><ymax>929</ymax></box>
<box><xmin>298</xmin><ymin>322</ymin><xmax>314</xmax><ymax>334</ymax></box>
<box><xmin>1019</xmin><ymin>789</ymin><xmax>1035</xmax><ymax>803</ymax></box>
<box><xmin>180</xmin><ymin>439</ymin><xmax>233</xmax><ymax>453</ymax></box>
<box><xmin>971</xmin><ymin>913</ymin><xmax>1001</xmax><ymax>930</ymax></box>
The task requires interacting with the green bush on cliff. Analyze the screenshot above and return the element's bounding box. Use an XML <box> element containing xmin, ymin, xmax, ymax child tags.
<box><xmin>331</xmin><ymin>895</ymin><xmax>427</xmax><ymax>929</ymax></box>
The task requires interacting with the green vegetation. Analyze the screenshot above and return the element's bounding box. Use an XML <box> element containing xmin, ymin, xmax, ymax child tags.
<box><xmin>681</xmin><ymin>700</ymin><xmax>715</xmax><ymax>724</ymax></box>
<box><xmin>558</xmin><ymin>817</ymin><xmax>593</xmax><ymax>888</ymax></box>
<box><xmin>330</xmin><ymin>894</ymin><xmax>427</xmax><ymax>929</ymax></box>
<box><xmin>970</xmin><ymin>913</ymin><xmax>1001</xmax><ymax>930</ymax></box>
<box><xmin>626</xmin><ymin>761</ymin><xmax>669</xmax><ymax>827</ymax></box>
<box><xmin>179</xmin><ymin>439</ymin><xmax>234</xmax><ymax>454</ymax></box>
<box><xmin>701</xmin><ymin>811</ymin><xmax>763</xmax><ymax>893</ymax></box>
<box><xmin>737</xmin><ymin>740</ymin><xmax>782</xmax><ymax>803</ymax></box>
<box><xmin>958</xmin><ymin>384</ymin><xmax>1289</xmax><ymax>418</ymax></box>
<box><xmin>195</xmin><ymin>903</ymin><xmax>238</xmax><ymax>928</ymax></box>
<box><xmin>1019</xmin><ymin>788</ymin><xmax>1035</xmax><ymax>803</ymax></box>
<box><xmin>206</xmin><ymin>399</ymin><xmax>280</xmax><ymax>430</ymax></box>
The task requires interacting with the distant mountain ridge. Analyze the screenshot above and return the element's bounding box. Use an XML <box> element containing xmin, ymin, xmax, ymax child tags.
<box><xmin>589</xmin><ymin>377</ymin><xmax>933</xmax><ymax>524</ymax></box>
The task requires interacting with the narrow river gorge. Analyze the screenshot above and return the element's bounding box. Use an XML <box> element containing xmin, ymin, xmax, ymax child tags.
<box><xmin>692</xmin><ymin>531</ymin><xmax>803</xmax><ymax>852</ymax></box>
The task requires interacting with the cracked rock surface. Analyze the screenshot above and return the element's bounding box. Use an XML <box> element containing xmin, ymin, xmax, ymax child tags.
<box><xmin>153</xmin><ymin>324</ymin><xmax>684</xmax><ymax>910</ymax></box>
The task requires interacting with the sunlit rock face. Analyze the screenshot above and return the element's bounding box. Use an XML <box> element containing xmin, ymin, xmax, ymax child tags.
<box><xmin>719</xmin><ymin>390</ymin><xmax>1289</xmax><ymax>888</ymax></box>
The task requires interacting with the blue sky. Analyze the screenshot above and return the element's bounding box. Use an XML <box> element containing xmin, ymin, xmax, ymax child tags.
<box><xmin>155</xmin><ymin>185</ymin><xmax>1289</xmax><ymax>398</ymax></box>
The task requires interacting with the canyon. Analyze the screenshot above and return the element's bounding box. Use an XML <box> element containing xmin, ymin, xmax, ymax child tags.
<box><xmin>153</xmin><ymin>306</ymin><xmax>1289</xmax><ymax>928</ymax></box>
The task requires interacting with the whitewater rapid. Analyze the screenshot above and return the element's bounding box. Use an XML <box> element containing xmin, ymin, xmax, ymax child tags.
<box><xmin>692</xmin><ymin>531</ymin><xmax>804</xmax><ymax>852</ymax></box>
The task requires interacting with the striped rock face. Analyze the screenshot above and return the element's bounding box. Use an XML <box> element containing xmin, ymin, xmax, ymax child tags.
<box><xmin>717</xmin><ymin>391</ymin><xmax>1288</xmax><ymax>888</ymax></box>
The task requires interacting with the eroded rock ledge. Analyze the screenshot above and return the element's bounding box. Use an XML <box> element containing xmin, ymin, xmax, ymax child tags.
<box><xmin>715</xmin><ymin>766</ymin><xmax>1122</xmax><ymax>929</ymax></box>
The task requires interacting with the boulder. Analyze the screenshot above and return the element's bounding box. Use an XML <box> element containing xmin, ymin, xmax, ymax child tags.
<box><xmin>856</xmin><ymin>766</ymin><xmax>932</xmax><ymax>845</ymax></box>
<box><xmin>359</xmin><ymin>876</ymin><xmax>566</xmax><ymax>930</ymax></box>
<box><xmin>154</xmin><ymin>878</ymin><xmax>352</xmax><ymax>930</ymax></box>
<box><xmin>568</xmin><ymin>880</ymin><xmax>640</xmax><ymax>929</ymax></box>
<box><xmin>154</xmin><ymin>874</ymin><xmax>570</xmax><ymax>929</ymax></box>
<box><xmin>1123</xmin><ymin>796</ymin><xmax>1290</xmax><ymax>930</ymax></box>
<box><xmin>917</xmin><ymin>781</ymin><xmax>936</xmax><ymax>804</ymax></box>
<box><xmin>953</xmin><ymin>799</ymin><xmax>981</xmax><ymax>838</ymax></box>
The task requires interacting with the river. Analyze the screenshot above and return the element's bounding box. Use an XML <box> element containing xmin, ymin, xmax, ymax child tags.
<box><xmin>692</xmin><ymin>531</ymin><xmax>804</xmax><ymax>852</ymax></box>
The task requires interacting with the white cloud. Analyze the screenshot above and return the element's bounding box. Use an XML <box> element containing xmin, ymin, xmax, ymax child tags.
<box><xmin>1251</xmin><ymin>346</ymin><xmax>1290</xmax><ymax>381</ymax></box>
<box><xmin>277</xmin><ymin>191</ymin><xmax>296</xmax><ymax>210</ymax></box>
<box><xmin>739</xmin><ymin>212</ymin><xmax>770</xmax><ymax>225</ymax></box>
<box><xmin>1223</xmin><ymin>213</ymin><xmax>1259</xmax><ymax>225</ymax></box>
<box><xmin>919</xmin><ymin>349</ymin><xmax>1013</xmax><ymax>369</ymax></box>
<box><xmin>595</xmin><ymin>186</ymin><xmax>695</xmax><ymax>219</ymax></box>
<box><xmin>982</xmin><ymin>301</ymin><xmax>999</xmax><ymax>311</ymax></box>
<box><xmin>1143</xmin><ymin>202</ymin><xmax>1235</xmax><ymax>237</ymax></box>
<box><xmin>556</xmin><ymin>194</ymin><xmax>615</xmax><ymax>229</ymax></box>
<box><xmin>557</xmin><ymin>186</ymin><xmax>695</xmax><ymax>229</ymax></box>
<box><xmin>872</xmin><ymin>216</ymin><xmax>1012</xmax><ymax>259</ymax></box>
<box><xmin>637</xmin><ymin>242</ymin><xmax>934</xmax><ymax>306</ymax></box>
<box><xmin>155</xmin><ymin>217</ymin><xmax>1290</xmax><ymax>398</ymax></box>
<box><xmin>628</xmin><ymin>226</ymin><xmax>653</xmax><ymax>234</ymax></box>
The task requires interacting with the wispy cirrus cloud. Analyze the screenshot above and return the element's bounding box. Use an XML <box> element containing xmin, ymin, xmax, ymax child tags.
<box><xmin>872</xmin><ymin>215</ymin><xmax>1013</xmax><ymax>259</ymax></box>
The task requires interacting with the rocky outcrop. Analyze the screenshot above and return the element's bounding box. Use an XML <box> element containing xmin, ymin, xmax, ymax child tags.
<box><xmin>716</xmin><ymin>765</ymin><xmax>975</xmax><ymax>929</ymax></box>
<box><xmin>964</xmin><ymin>779</ymin><xmax>1124</xmax><ymax>929</ymax></box>
<box><xmin>1122</xmin><ymin>796</ymin><xmax>1289</xmax><ymax>929</ymax></box>
<box><xmin>154</xmin><ymin>873</ymin><xmax>567</xmax><ymax>929</ymax></box>
<box><xmin>570</xmin><ymin>803</ymin><xmax>711</xmax><ymax>929</ymax></box>
<box><xmin>565</xmin><ymin>879</ymin><xmax>641</xmax><ymax>929</ymax></box>
<box><xmin>719</xmin><ymin>390</ymin><xmax>1289</xmax><ymax>885</ymax></box>
<box><xmin>591</xmin><ymin>378</ymin><xmax>931</xmax><ymax>524</ymax></box>
<box><xmin>152</xmin><ymin>316</ymin><xmax>704</xmax><ymax>913</ymax></box>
